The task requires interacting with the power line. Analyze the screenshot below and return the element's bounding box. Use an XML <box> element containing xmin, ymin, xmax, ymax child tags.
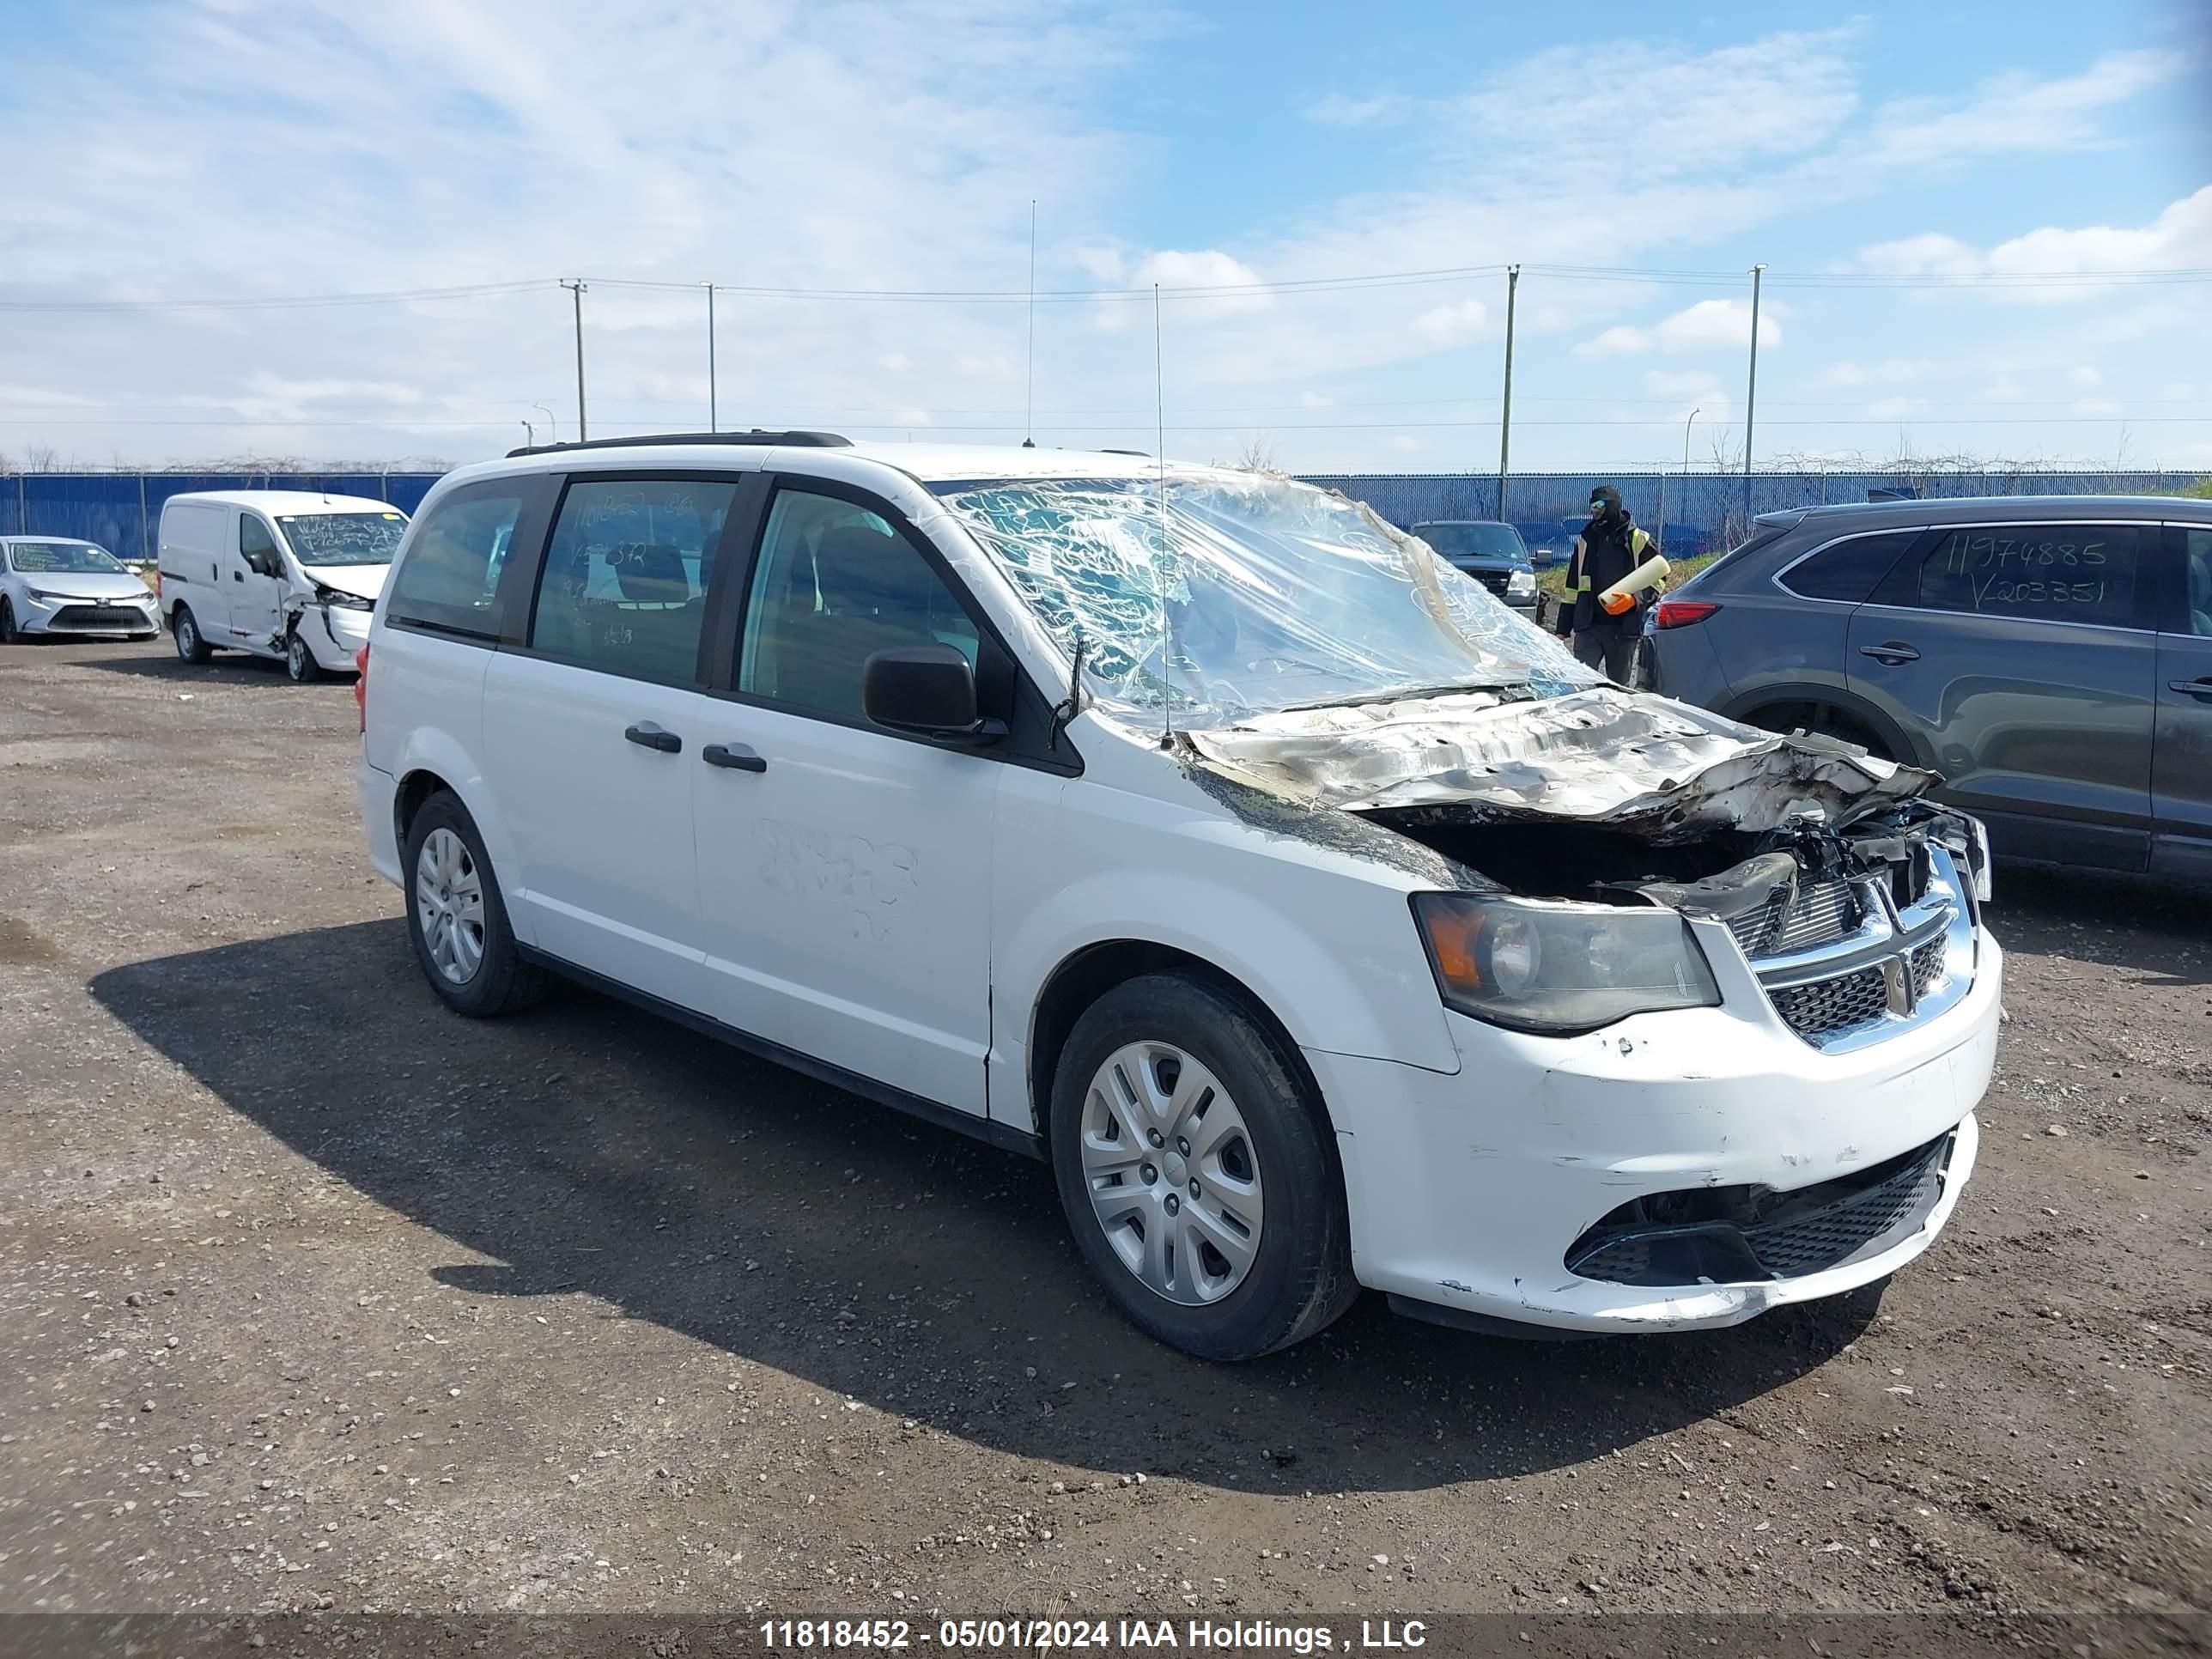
<box><xmin>7</xmin><ymin>259</ymin><xmax>2212</xmax><ymax>314</ymax></box>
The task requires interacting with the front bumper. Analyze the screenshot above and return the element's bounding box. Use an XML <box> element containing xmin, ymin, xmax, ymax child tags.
<box><xmin>1312</xmin><ymin>929</ymin><xmax>2001</xmax><ymax>1334</ymax></box>
<box><xmin>301</xmin><ymin>600</ymin><xmax>374</xmax><ymax>670</ymax></box>
<box><xmin>15</xmin><ymin>596</ymin><xmax>161</xmax><ymax>636</ymax></box>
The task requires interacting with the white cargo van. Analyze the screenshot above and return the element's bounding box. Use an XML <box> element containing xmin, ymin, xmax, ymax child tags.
<box><xmin>158</xmin><ymin>490</ymin><xmax>409</xmax><ymax>680</ymax></box>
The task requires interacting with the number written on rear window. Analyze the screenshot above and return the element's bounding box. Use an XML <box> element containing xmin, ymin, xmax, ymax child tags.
<box><xmin>1907</xmin><ymin>524</ymin><xmax>2141</xmax><ymax>627</ymax></box>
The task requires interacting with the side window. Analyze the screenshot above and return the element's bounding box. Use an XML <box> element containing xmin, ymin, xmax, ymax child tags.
<box><xmin>386</xmin><ymin>488</ymin><xmax>527</xmax><ymax>639</ymax></box>
<box><xmin>1899</xmin><ymin>523</ymin><xmax>2142</xmax><ymax>628</ymax></box>
<box><xmin>2182</xmin><ymin>528</ymin><xmax>2212</xmax><ymax>638</ymax></box>
<box><xmin>240</xmin><ymin>514</ymin><xmax>281</xmax><ymax>573</ymax></box>
<box><xmin>529</xmin><ymin>477</ymin><xmax>736</xmax><ymax>684</ymax></box>
<box><xmin>738</xmin><ymin>488</ymin><xmax>981</xmax><ymax>722</ymax></box>
<box><xmin>1778</xmin><ymin>530</ymin><xmax>1921</xmax><ymax>603</ymax></box>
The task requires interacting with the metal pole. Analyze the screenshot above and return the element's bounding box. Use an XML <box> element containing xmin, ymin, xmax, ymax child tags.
<box><xmin>562</xmin><ymin>280</ymin><xmax>589</xmax><ymax>441</ymax></box>
<box><xmin>522</xmin><ymin>419</ymin><xmax>535</xmax><ymax>449</ymax></box>
<box><xmin>138</xmin><ymin>472</ymin><xmax>149</xmax><ymax>562</ymax></box>
<box><xmin>1497</xmin><ymin>264</ymin><xmax>1519</xmax><ymax>520</ymax></box>
<box><xmin>705</xmin><ymin>283</ymin><xmax>717</xmax><ymax>433</ymax></box>
<box><xmin>1743</xmin><ymin>264</ymin><xmax>1765</xmax><ymax>526</ymax></box>
<box><xmin>1680</xmin><ymin>406</ymin><xmax>1699</xmax><ymax>552</ymax></box>
<box><xmin>1023</xmin><ymin>200</ymin><xmax>1037</xmax><ymax>447</ymax></box>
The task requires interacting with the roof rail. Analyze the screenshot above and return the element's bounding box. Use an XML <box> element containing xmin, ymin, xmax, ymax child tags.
<box><xmin>505</xmin><ymin>429</ymin><xmax>850</xmax><ymax>459</ymax></box>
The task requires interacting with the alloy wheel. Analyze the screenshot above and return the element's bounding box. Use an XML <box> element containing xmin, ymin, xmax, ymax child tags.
<box><xmin>1079</xmin><ymin>1040</ymin><xmax>1266</xmax><ymax>1305</ymax></box>
<box><xmin>414</xmin><ymin>827</ymin><xmax>486</xmax><ymax>985</ymax></box>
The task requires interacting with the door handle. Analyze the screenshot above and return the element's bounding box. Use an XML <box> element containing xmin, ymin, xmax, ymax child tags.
<box><xmin>1858</xmin><ymin>641</ymin><xmax>1919</xmax><ymax>665</ymax></box>
<box><xmin>2170</xmin><ymin>678</ymin><xmax>2212</xmax><ymax>702</ymax></box>
<box><xmin>233</xmin><ymin>570</ymin><xmax>244</xmax><ymax>582</ymax></box>
<box><xmin>702</xmin><ymin>741</ymin><xmax>767</xmax><ymax>773</ymax></box>
<box><xmin>623</xmin><ymin>721</ymin><xmax>683</xmax><ymax>754</ymax></box>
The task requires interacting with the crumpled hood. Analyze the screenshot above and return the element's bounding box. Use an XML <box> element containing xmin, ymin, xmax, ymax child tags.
<box><xmin>18</xmin><ymin>571</ymin><xmax>155</xmax><ymax>602</ymax></box>
<box><xmin>1183</xmin><ymin>685</ymin><xmax>1936</xmax><ymax>842</ymax></box>
<box><xmin>300</xmin><ymin>563</ymin><xmax>389</xmax><ymax>600</ymax></box>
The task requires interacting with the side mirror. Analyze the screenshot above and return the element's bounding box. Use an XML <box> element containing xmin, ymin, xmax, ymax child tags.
<box><xmin>863</xmin><ymin>644</ymin><xmax>1006</xmax><ymax>745</ymax></box>
<box><xmin>246</xmin><ymin>550</ymin><xmax>283</xmax><ymax>579</ymax></box>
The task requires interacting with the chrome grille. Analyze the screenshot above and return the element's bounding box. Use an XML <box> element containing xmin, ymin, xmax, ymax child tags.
<box><xmin>1770</xmin><ymin>965</ymin><xmax>1887</xmax><ymax>1039</ymax></box>
<box><xmin>1738</xmin><ymin>844</ymin><xmax>1978</xmax><ymax>1053</ymax></box>
<box><xmin>1911</xmin><ymin>939</ymin><xmax>1948</xmax><ymax>999</ymax></box>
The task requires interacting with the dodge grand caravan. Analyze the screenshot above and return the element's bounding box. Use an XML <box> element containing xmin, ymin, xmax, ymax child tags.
<box><xmin>356</xmin><ymin>432</ymin><xmax>2002</xmax><ymax>1360</ymax></box>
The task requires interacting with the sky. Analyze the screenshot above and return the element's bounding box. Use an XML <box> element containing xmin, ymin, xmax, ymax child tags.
<box><xmin>1</xmin><ymin>0</ymin><xmax>2209</xmax><ymax>475</ymax></box>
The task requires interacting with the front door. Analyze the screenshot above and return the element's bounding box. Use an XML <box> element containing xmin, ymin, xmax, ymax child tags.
<box><xmin>690</xmin><ymin>482</ymin><xmax>999</xmax><ymax>1116</ymax></box>
<box><xmin>478</xmin><ymin>472</ymin><xmax>743</xmax><ymax>1012</ymax></box>
<box><xmin>233</xmin><ymin>512</ymin><xmax>288</xmax><ymax>648</ymax></box>
<box><xmin>2151</xmin><ymin>524</ymin><xmax>2212</xmax><ymax>882</ymax></box>
<box><xmin>1847</xmin><ymin>519</ymin><xmax>2160</xmax><ymax>871</ymax></box>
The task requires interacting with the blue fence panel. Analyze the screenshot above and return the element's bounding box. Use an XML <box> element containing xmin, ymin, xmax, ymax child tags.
<box><xmin>3</xmin><ymin>472</ymin><xmax>447</xmax><ymax>558</ymax></box>
<box><xmin>5</xmin><ymin>467</ymin><xmax>2204</xmax><ymax>563</ymax></box>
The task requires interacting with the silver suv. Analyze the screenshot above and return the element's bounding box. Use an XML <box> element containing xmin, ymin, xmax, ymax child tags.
<box><xmin>1649</xmin><ymin>495</ymin><xmax>2212</xmax><ymax>881</ymax></box>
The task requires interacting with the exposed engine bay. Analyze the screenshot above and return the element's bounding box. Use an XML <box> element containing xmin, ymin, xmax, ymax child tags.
<box><xmin>1182</xmin><ymin>683</ymin><xmax>1991</xmax><ymax>939</ymax></box>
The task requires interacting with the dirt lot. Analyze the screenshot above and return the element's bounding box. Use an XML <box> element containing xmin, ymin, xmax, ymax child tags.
<box><xmin>1</xmin><ymin>637</ymin><xmax>2206</xmax><ymax>1625</ymax></box>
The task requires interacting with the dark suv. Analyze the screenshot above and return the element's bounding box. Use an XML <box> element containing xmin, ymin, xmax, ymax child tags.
<box><xmin>1649</xmin><ymin>495</ymin><xmax>2212</xmax><ymax>881</ymax></box>
<box><xmin>1407</xmin><ymin>520</ymin><xmax>1538</xmax><ymax>611</ymax></box>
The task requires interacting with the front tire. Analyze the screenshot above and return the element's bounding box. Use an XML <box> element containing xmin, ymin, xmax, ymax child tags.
<box><xmin>402</xmin><ymin>793</ymin><xmax>544</xmax><ymax>1017</ymax></box>
<box><xmin>0</xmin><ymin>599</ymin><xmax>19</xmax><ymax>643</ymax></box>
<box><xmin>172</xmin><ymin>605</ymin><xmax>213</xmax><ymax>664</ymax></box>
<box><xmin>285</xmin><ymin>627</ymin><xmax>319</xmax><ymax>683</ymax></box>
<box><xmin>1049</xmin><ymin>973</ymin><xmax>1358</xmax><ymax>1360</ymax></box>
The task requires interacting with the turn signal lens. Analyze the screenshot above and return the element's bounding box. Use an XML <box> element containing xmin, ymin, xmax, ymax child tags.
<box><xmin>354</xmin><ymin>643</ymin><xmax>369</xmax><ymax>734</ymax></box>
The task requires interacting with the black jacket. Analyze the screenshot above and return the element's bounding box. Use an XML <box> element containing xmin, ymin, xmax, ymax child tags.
<box><xmin>1560</xmin><ymin>514</ymin><xmax>1657</xmax><ymax>635</ymax></box>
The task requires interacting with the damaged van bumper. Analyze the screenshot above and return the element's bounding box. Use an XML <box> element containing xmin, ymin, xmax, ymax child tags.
<box><xmin>1313</xmin><ymin>927</ymin><xmax>1998</xmax><ymax>1334</ymax></box>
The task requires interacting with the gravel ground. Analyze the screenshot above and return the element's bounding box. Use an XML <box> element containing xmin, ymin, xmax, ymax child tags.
<box><xmin>1</xmin><ymin>636</ymin><xmax>2206</xmax><ymax>1623</ymax></box>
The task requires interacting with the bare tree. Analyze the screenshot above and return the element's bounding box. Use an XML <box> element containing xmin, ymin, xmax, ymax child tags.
<box><xmin>22</xmin><ymin>443</ymin><xmax>61</xmax><ymax>472</ymax></box>
<box><xmin>1233</xmin><ymin>434</ymin><xmax>1279</xmax><ymax>474</ymax></box>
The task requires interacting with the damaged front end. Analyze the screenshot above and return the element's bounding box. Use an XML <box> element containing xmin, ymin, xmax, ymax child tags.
<box><xmin>1184</xmin><ymin>684</ymin><xmax>1992</xmax><ymax>1051</ymax></box>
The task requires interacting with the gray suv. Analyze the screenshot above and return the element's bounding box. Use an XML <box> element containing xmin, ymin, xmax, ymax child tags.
<box><xmin>1650</xmin><ymin>495</ymin><xmax>2212</xmax><ymax>881</ymax></box>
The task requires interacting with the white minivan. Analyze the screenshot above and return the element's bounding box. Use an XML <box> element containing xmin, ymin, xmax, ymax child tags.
<box><xmin>159</xmin><ymin>490</ymin><xmax>409</xmax><ymax>680</ymax></box>
<box><xmin>356</xmin><ymin>433</ymin><xmax>2002</xmax><ymax>1360</ymax></box>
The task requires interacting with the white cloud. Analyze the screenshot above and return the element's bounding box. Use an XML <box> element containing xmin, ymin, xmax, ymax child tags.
<box><xmin>878</xmin><ymin>352</ymin><xmax>912</xmax><ymax>373</ymax></box>
<box><xmin>1297</xmin><ymin>390</ymin><xmax>1333</xmax><ymax>408</ymax></box>
<box><xmin>1642</xmin><ymin>369</ymin><xmax>1725</xmax><ymax>398</ymax></box>
<box><xmin>1859</xmin><ymin>187</ymin><xmax>2212</xmax><ymax>301</ymax></box>
<box><xmin>1577</xmin><ymin>299</ymin><xmax>1778</xmax><ymax>357</ymax></box>
<box><xmin>1413</xmin><ymin>298</ymin><xmax>1488</xmax><ymax>346</ymax></box>
<box><xmin>1389</xmin><ymin>434</ymin><xmax>1419</xmax><ymax>452</ymax></box>
<box><xmin>1820</xmin><ymin>358</ymin><xmax>1941</xmax><ymax>387</ymax></box>
<box><xmin>1304</xmin><ymin>91</ymin><xmax>1413</xmax><ymax>129</ymax></box>
<box><xmin>2073</xmin><ymin>397</ymin><xmax>2124</xmax><ymax>417</ymax></box>
<box><xmin>2069</xmin><ymin>365</ymin><xmax>2101</xmax><ymax>387</ymax></box>
<box><xmin>1864</xmin><ymin>396</ymin><xmax>1930</xmax><ymax>420</ymax></box>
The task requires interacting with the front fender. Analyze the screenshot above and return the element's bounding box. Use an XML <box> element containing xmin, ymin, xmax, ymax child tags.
<box><xmin>998</xmin><ymin>866</ymin><xmax>1461</xmax><ymax>1099</ymax></box>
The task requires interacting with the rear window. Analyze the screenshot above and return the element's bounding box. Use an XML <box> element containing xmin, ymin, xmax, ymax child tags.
<box><xmin>1674</xmin><ymin>520</ymin><xmax>1799</xmax><ymax>590</ymax></box>
<box><xmin>1777</xmin><ymin>530</ymin><xmax>1922</xmax><ymax>603</ymax></box>
<box><xmin>386</xmin><ymin>487</ymin><xmax>529</xmax><ymax>640</ymax></box>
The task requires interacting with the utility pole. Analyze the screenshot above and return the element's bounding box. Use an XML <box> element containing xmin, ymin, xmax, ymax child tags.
<box><xmin>521</xmin><ymin>418</ymin><xmax>535</xmax><ymax>449</ymax></box>
<box><xmin>1743</xmin><ymin>264</ymin><xmax>1765</xmax><ymax>526</ymax></box>
<box><xmin>532</xmin><ymin>403</ymin><xmax>557</xmax><ymax>444</ymax></box>
<box><xmin>562</xmin><ymin>279</ymin><xmax>589</xmax><ymax>441</ymax></box>
<box><xmin>1497</xmin><ymin>264</ymin><xmax>1519</xmax><ymax>520</ymax></box>
<box><xmin>704</xmin><ymin>283</ymin><xmax>718</xmax><ymax>433</ymax></box>
<box><xmin>1023</xmin><ymin>199</ymin><xmax>1037</xmax><ymax>448</ymax></box>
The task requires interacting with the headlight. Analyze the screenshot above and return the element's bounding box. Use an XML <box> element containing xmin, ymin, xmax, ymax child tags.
<box><xmin>316</xmin><ymin>586</ymin><xmax>374</xmax><ymax>611</ymax></box>
<box><xmin>23</xmin><ymin>587</ymin><xmax>62</xmax><ymax>607</ymax></box>
<box><xmin>1412</xmin><ymin>893</ymin><xmax>1721</xmax><ymax>1035</ymax></box>
<box><xmin>1505</xmin><ymin>569</ymin><xmax>1537</xmax><ymax>595</ymax></box>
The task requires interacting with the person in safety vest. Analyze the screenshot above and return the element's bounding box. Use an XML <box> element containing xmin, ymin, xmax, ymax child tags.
<box><xmin>1556</xmin><ymin>483</ymin><xmax>1662</xmax><ymax>685</ymax></box>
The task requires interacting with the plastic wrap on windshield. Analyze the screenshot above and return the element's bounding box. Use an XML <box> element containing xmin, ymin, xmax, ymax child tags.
<box><xmin>933</xmin><ymin>471</ymin><xmax>1595</xmax><ymax>728</ymax></box>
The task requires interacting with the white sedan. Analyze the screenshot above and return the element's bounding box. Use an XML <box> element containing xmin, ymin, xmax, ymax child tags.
<box><xmin>0</xmin><ymin>537</ymin><xmax>161</xmax><ymax>642</ymax></box>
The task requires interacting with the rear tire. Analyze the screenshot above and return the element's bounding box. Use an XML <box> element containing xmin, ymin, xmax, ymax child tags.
<box><xmin>172</xmin><ymin>605</ymin><xmax>214</xmax><ymax>664</ymax></box>
<box><xmin>285</xmin><ymin>627</ymin><xmax>319</xmax><ymax>683</ymax></box>
<box><xmin>1048</xmin><ymin>973</ymin><xmax>1358</xmax><ymax>1360</ymax></box>
<box><xmin>402</xmin><ymin>792</ymin><xmax>544</xmax><ymax>1018</ymax></box>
